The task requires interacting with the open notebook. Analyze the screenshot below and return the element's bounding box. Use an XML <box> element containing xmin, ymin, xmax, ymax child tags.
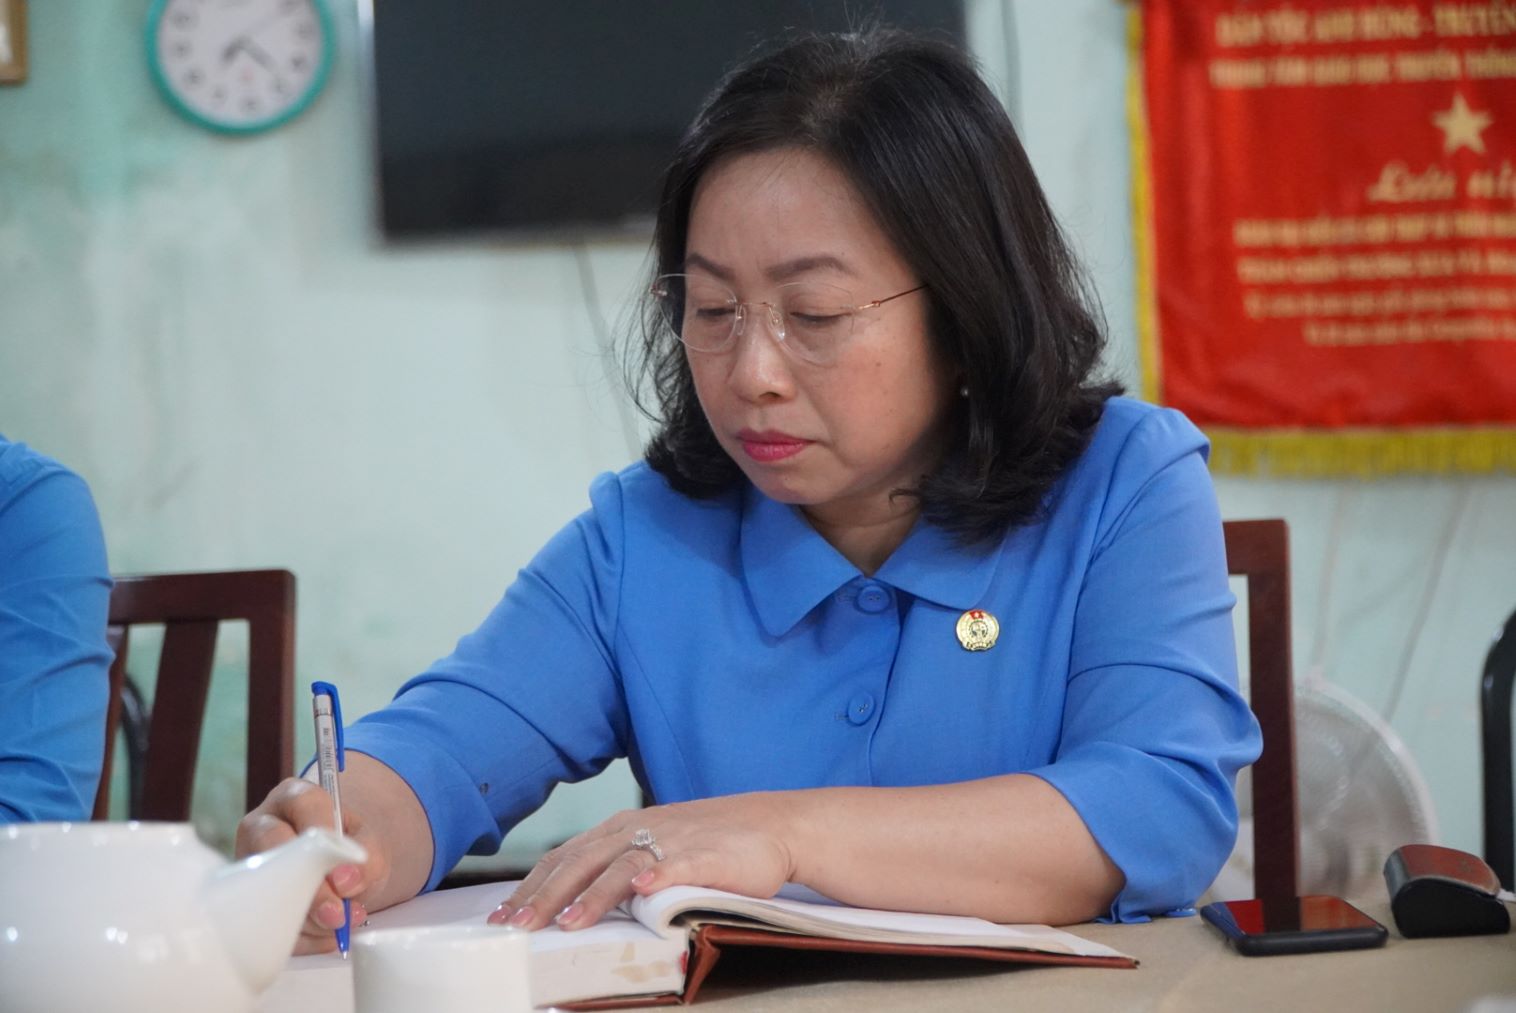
<box><xmin>257</xmin><ymin>880</ymin><xmax>1135</xmax><ymax>1011</ymax></box>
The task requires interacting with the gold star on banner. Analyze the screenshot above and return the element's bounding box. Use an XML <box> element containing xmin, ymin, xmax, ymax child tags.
<box><xmin>1433</xmin><ymin>93</ymin><xmax>1493</xmax><ymax>155</ymax></box>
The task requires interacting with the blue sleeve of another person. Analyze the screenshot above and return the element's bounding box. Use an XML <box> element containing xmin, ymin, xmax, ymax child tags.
<box><xmin>0</xmin><ymin>440</ymin><xmax>113</xmax><ymax>823</ymax></box>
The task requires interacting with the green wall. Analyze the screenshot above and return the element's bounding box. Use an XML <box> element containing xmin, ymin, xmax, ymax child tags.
<box><xmin>0</xmin><ymin>1</ymin><xmax>649</xmax><ymax>861</ymax></box>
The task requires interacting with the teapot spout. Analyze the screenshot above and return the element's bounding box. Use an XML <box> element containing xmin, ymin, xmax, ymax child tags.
<box><xmin>204</xmin><ymin>828</ymin><xmax>368</xmax><ymax>995</ymax></box>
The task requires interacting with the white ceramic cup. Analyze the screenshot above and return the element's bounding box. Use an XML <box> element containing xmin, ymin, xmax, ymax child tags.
<box><xmin>352</xmin><ymin>923</ymin><xmax>532</xmax><ymax>1013</ymax></box>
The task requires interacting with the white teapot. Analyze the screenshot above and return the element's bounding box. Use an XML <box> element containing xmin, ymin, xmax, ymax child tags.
<box><xmin>0</xmin><ymin>820</ymin><xmax>366</xmax><ymax>1013</ymax></box>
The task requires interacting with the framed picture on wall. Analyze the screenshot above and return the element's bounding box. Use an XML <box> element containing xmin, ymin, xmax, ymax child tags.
<box><xmin>0</xmin><ymin>0</ymin><xmax>26</xmax><ymax>85</ymax></box>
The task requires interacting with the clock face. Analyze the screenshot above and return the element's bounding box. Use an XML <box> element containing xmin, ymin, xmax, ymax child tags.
<box><xmin>149</xmin><ymin>0</ymin><xmax>333</xmax><ymax>133</ymax></box>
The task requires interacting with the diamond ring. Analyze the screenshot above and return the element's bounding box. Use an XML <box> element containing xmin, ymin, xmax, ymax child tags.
<box><xmin>629</xmin><ymin>827</ymin><xmax>665</xmax><ymax>862</ymax></box>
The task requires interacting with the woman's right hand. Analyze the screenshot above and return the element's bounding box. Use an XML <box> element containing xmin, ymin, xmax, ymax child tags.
<box><xmin>235</xmin><ymin>775</ymin><xmax>390</xmax><ymax>955</ymax></box>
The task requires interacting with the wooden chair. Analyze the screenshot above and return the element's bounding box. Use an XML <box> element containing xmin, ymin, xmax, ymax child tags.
<box><xmin>1480</xmin><ymin>607</ymin><xmax>1516</xmax><ymax>889</ymax></box>
<box><xmin>92</xmin><ymin>569</ymin><xmax>297</xmax><ymax>821</ymax></box>
<box><xmin>1223</xmin><ymin>519</ymin><xmax>1300</xmax><ymax>901</ymax></box>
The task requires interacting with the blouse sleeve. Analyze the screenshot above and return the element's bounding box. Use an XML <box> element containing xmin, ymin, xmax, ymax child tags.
<box><xmin>344</xmin><ymin>472</ymin><xmax>631</xmax><ymax>891</ymax></box>
<box><xmin>1027</xmin><ymin>409</ymin><xmax>1263</xmax><ymax>921</ymax></box>
<box><xmin>0</xmin><ymin>468</ymin><xmax>113</xmax><ymax>823</ymax></box>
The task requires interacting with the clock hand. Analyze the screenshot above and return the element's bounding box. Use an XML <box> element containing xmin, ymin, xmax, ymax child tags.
<box><xmin>234</xmin><ymin>5</ymin><xmax>297</xmax><ymax>47</ymax></box>
<box><xmin>240</xmin><ymin>38</ymin><xmax>281</xmax><ymax>76</ymax></box>
<box><xmin>222</xmin><ymin>3</ymin><xmax>304</xmax><ymax>66</ymax></box>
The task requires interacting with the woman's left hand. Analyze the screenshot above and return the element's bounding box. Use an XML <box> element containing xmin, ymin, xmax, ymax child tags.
<box><xmin>486</xmin><ymin>792</ymin><xmax>798</xmax><ymax>931</ymax></box>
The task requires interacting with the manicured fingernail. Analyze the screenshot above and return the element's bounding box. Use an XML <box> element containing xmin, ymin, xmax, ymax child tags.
<box><xmin>316</xmin><ymin>900</ymin><xmax>345</xmax><ymax>928</ymax></box>
<box><xmin>508</xmin><ymin>905</ymin><xmax>535</xmax><ymax>928</ymax></box>
<box><xmin>555</xmin><ymin>902</ymin><xmax>584</xmax><ymax>927</ymax></box>
<box><xmin>332</xmin><ymin>864</ymin><xmax>362</xmax><ymax>892</ymax></box>
<box><xmin>487</xmin><ymin>903</ymin><xmax>513</xmax><ymax>925</ymax></box>
<box><xmin>631</xmin><ymin>870</ymin><xmax>655</xmax><ymax>888</ymax></box>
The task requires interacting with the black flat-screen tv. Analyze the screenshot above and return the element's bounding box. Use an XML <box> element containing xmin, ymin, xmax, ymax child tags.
<box><xmin>363</xmin><ymin>2</ymin><xmax>966</xmax><ymax>241</ymax></box>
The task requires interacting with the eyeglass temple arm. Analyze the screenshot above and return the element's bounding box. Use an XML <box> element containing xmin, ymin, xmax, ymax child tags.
<box><xmin>856</xmin><ymin>283</ymin><xmax>928</xmax><ymax>311</ymax></box>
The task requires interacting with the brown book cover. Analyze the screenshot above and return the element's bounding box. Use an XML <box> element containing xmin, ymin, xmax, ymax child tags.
<box><xmin>564</xmin><ymin>921</ymin><xmax>1139</xmax><ymax>1009</ymax></box>
<box><xmin>316</xmin><ymin>880</ymin><xmax>1139</xmax><ymax>1010</ymax></box>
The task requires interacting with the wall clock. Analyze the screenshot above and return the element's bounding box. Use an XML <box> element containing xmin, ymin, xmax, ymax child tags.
<box><xmin>147</xmin><ymin>0</ymin><xmax>334</xmax><ymax>135</ymax></box>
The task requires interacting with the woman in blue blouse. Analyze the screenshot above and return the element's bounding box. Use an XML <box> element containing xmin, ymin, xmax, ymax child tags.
<box><xmin>240</xmin><ymin>29</ymin><xmax>1260</xmax><ymax>950</ymax></box>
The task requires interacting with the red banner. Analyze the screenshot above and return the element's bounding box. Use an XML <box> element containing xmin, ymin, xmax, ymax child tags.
<box><xmin>1134</xmin><ymin>0</ymin><xmax>1516</xmax><ymax>474</ymax></box>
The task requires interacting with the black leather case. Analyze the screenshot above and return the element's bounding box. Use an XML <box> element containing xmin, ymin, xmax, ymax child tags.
<box><xmin>1383</xmin><ymin>844</ymin><xmax>1511</xmax><ymax>938</ymax></box>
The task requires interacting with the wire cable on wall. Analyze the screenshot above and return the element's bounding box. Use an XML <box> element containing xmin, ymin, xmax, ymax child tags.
<box><xmin>1380</xmin><ymin>484</ymin><xmax>1471</xmax><ymax>726</ymax></box>
<box><xmin>1304</xmin><ymin>486</ymin><xmax>1356</xmax><ymax>686</ymax></box>
<box><xmin>999</xmin><ymin>0</ymin><xmax>1022</xmax><ymax>127</ymax></box>
<box><xmin>1306</xmin><ymin>481</ymin><xmax>1469</xmax><ymax>727</ymax></box>
<box><xmin>572</xmin><ymin>242</ymin><xmax>645</xmax><ymax>465</ymax></box>
<box><xmin>1319</xmin><ymin>482</ymin><xmax>1473</xmax><ymax>785</ymax></box>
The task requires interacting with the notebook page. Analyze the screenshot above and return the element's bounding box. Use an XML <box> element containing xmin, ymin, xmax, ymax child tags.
<box><xmin>630</xmin><ymin>883</ymin><xmax>1131</xmax><ymax>959</ymax></box>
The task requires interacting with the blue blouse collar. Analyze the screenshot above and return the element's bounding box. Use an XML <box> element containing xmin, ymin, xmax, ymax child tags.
<box><xmin>739</xmin><ymin>483</ymin><xmax>1002</xmax><ymax>637</ymax></box>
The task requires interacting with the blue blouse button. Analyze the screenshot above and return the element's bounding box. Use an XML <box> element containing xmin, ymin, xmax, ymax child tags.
<box><xmin>847</xmin><ymin>691</ymin><xmax>875</xmax><ymax>725</ymax></box>
<box><xmin>854</xmin><ymin>582</ymin><xmax>892</xmax><ymax>614</ymax></box>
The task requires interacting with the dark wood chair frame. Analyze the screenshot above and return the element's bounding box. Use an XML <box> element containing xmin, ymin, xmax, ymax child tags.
<box><xmin>1481</xmin><ymin>608</ymin><xmax>1516</xmax><ymax>889</ymax></box>
<box><xmin>1223</xmin><ymin>519</ymin><xmax>1300</xmax><ymax>901</ymax></box>
<box><xmin>92</xmin><ymin>569</ymin><xmax>297</xmax><ymax>821</ymax></box>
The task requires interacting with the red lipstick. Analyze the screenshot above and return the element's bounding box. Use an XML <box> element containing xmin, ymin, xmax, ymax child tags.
<box><xmin>737</xmin><ymin>430</ymin><xmax>810</xmax><ymax>463</ymax></box>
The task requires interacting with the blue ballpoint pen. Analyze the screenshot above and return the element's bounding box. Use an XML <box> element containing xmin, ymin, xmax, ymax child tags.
<box><xmin>311</xmin><ymin>681</ymin><xmax>351</xmax><ymax>957</ymax></box>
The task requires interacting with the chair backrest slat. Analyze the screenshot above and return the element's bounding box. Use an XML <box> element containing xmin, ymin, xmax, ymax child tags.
<box><xmin>139</xmin><ymin>619</ymin><xmax>219</xmax><ymax>820</ymax></box>
<box><xmin>97</xmin><ymin>627</ymin><xmax>129</xmax><ymax>814</ymax></box>
<box><xmin>1223</xmin><ymin>519</ymin><xmax>1300</xmax><ymax>901</ymax></box>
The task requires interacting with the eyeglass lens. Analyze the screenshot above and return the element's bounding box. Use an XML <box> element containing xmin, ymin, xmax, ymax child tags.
<box><xmin>653</xmin><ymin>274</ymin><xmax>859</xmax><ymax>363</ymax></box>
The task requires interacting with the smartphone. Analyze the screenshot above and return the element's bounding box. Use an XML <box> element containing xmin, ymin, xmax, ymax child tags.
<box><xmin>1200</xmin><ymin>895</ymin><xmax>1389</xmax><ymax>956</ymax></box>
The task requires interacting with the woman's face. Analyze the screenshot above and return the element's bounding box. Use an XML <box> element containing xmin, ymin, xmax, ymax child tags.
<box><xmin>682</xmin><ymin>147</ymin><xmax>957</xmax><ymax>528</ymax></box>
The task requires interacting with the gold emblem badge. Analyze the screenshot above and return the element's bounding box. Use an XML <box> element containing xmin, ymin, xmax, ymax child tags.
<box><xmin>955</xmin><ymin>609</ymin><xmax>999</xmax><ymax>651</ymax></box>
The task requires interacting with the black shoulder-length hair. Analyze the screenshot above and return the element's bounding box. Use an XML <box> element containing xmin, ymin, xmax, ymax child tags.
<box><xmin>632</xmin><ymin>28</ymin><xmax>1122</xmax><ymax>544</ymax></box>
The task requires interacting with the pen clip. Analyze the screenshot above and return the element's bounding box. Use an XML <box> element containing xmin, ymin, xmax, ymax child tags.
<box><xmin>311</xmin><ymin>681</ymin><xmax>346</xmax><ymax>771</ymax></box>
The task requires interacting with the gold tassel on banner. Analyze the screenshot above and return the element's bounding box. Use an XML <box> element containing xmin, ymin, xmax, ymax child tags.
<box><xmin>1127</xmin><ymin>6</ymin><xmax>1164</xmax><ymax>411</ymax></box>
<box><xmin>1207</xmin><ymin>429</ymin><xmax>1516</xmax><ymax>478</ymax></box>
